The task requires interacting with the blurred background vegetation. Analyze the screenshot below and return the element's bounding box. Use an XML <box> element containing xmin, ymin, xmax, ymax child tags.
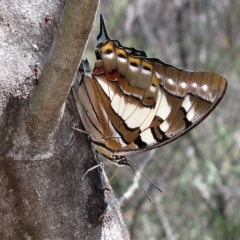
<box><xmin>85</xmin><ymin>0</ymin><xmax>239</xmax><ymax>239</ymax></box>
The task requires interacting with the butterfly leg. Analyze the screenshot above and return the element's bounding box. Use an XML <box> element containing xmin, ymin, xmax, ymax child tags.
<box><xmin>68</xmin><ymin>123</ymin><xmax>105</xmax><ymax>179</ymax></box>
<box><xmin>82</xmin><ymin>143</ymin><xmax>108</xmax><ymax>180</ymax></box>
<box><xmin>82</xmin><ymin>161</ymin><xmax>103</xmax><ymax>180</ymax></box>
<box><xmin>67</xmin><ymin>123</ymin><xmax>92</xmax><ymax>140</ymax></box>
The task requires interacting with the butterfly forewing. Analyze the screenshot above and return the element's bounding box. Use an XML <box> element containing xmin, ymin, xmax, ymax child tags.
<box><xmin>73</xmin><ymin>15</ymin><xmax>228</xmax><ymax>162</ymax></box>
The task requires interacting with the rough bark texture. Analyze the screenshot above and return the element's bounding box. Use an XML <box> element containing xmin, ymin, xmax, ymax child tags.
<box><xmin>0</xmin><ymin>0</ymin><xmax>129</xmax><ymax>239</ymax></box>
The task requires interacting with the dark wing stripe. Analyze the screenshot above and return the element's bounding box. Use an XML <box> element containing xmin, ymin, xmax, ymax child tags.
<box><xmin>80</xmin><ymin>81</ymin><xmax>103</xmax><ymax>136</ymax></box>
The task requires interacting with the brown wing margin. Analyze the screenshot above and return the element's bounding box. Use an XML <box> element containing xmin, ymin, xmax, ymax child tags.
<box><xmin>113</xmin><ymin>68</ymin><xmax>228</xmax><ymax>157</ymax></box>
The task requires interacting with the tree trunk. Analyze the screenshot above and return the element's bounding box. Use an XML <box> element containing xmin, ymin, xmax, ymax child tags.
<box><xmin>0</xmin><ymin>0</ymin><xmax>129</xmax><ymax>239</ymax></box>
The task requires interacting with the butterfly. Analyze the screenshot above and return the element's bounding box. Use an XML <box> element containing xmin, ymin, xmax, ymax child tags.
<box><xmin>72</xmin><ymin>14</ymin><xmax>228</xmax><ymax>167</ymax></box>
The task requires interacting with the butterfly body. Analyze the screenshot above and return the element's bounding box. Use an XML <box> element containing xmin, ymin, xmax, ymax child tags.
<box><xmin>73</xmin><ymin>15</ymin><xmax>227</xmax><ymax>165</ymax></box>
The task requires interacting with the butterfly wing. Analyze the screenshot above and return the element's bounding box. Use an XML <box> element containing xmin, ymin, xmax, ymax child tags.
<box><xmin>73</xmin><ymin>15</ymin><xmax>227</xmax><ymax>162</ymax></box>
<box><xmin>92</xmin><ymin>39</ymin><xmax>227</xmax><ymax>157</ymax></box>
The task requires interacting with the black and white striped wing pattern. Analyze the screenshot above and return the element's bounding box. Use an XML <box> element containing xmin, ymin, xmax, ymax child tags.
<box><xmin>72</xmin><ymin>15</ymin><xmax>228</xmax><ymax>164</ymax></box>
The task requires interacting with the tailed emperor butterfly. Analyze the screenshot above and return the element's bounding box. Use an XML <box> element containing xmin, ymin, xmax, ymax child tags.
<box><xmin>72</xmin><ymin>15</ymin><xmax>228</xmax><ymax>168</ymax></box>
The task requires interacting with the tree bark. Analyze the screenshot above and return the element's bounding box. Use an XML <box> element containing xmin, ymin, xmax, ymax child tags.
<box><xmin>0</xmin><ymin>0</ymin><xmax>129</xmax><ymax>239</ymax></box>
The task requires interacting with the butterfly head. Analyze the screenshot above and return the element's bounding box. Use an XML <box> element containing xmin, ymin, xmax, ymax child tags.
<box><xmin>111</xmin><ymin>156</ymin><xmax>131</xmax><ymax>167</ymax></box>
<box><xmin>78</xmin><ymin>58</ymin><xmax>91</xmax><ymax>81</ymax></box>
<box><xmin>81</xmin><ymin>59</ymin><xmax>91</xmax><ymax>74</ymax></box>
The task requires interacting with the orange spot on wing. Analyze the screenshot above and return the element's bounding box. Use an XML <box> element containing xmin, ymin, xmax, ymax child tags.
<box><xmin>93</xmin><ymin>66</ymin><xmax>105</xmax><ymax>75</ymax></box>
<box><xmin>107</xmin><ymin>71</ymin><xmax>118</xmax><ymax>81</ymax></box>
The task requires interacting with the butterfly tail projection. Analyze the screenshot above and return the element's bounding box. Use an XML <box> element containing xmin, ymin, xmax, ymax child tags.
<box><xmin>97</xmin><ymin>14</ymin><xmax>110</xmax><ymax>44</ymax></box>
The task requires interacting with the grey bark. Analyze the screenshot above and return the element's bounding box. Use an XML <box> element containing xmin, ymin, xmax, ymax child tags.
<box><xmin>0</xmin><ymin>0</ymin><xmax>129</xmax><ymax>239</ymax></box>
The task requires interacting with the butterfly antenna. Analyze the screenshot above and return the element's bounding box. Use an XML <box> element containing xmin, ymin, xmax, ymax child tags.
<box><xmin>126</xmin><ymin>159</ymin><xmax>163</xmax><ymax>193</ymax></box>
<box><xmin>126</xmin><ymin>161</ymin><xmax>153</xmax><ymax>202</ymax></box>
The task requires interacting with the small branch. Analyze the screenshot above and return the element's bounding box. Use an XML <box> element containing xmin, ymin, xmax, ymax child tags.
<box><xmin>6</xmin><ymin>0</ymin><xmax>100</xmax><ymax>160</ymax></box>
<box><xmin>29</xmin><ymin>0</ymin><xmax>99</xmax><ymax>129</ymax></box>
